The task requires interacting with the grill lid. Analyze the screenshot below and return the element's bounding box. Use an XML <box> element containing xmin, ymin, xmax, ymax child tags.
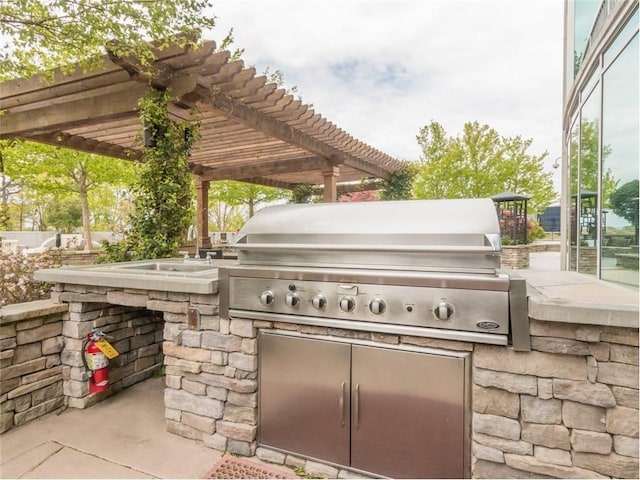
<box><xmin>233</xmin><ymin>198</ymin><xmax>502</xmax><ymax>273</ymax></box>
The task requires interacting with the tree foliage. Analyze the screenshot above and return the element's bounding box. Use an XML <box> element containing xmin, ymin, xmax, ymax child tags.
<box><xmin>1</xmin><ymin>140</ymin><xmax>137</xmax><ymax>245</ymax></box>
<box><xmin>379</xmin><ymin>164</ymin><xmax>417</xmax><ymax>201</ymax></box>
<box><xmin>570</xmin><ymin>120</ymin><xmax>618</xmax><ymax>206</ymax></box>
<box><xmin>413</xmin><ymin>121</ymin><xmax>556</xmax><ymax>213</ymax></box>
<box><xmin>100</xmin><ymin>88</ymin><xmax>197</xmax><ymax>262</ymax></box>
<box><xmin>208</xmin><ymin>200</ymin><xmax>245</xmax><ymax>233</ymax></box>
<box><xmin>610</xmin><ymin>179</ymin><xmax>639</xmax><ymax>225</ymax></box>
<box><xmin>209</xmin><ymin>180</ymin><xmax>288</xmax><ymax>219</ymax></box>
<box><xmin>0</xmin><ymin>0</ymin><xmax>216</xmax><ymax>80</ymax></box>
<box><xmin>45</xmin><ymin>197</ymin><xmax>82</xmax><ymax>233</ymax></box>
<box><xmin>289</xmin><ymin>184</ymin><xmax>318</xmax><ymax>204</ymax></box>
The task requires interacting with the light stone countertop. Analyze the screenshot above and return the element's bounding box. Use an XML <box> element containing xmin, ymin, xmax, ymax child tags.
<box><xmin>516</xmin><ymin>270</ymin><xmax>639</xmax><ymax>329</ymax></box>
<box><xmin>33</xmin><ymin>258</ymin><xmax>238</xmax><ymax>295</ymax></box>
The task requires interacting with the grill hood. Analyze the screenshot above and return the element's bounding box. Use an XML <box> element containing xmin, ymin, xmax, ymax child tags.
<box><xmin>233</xmin><ymin>198</ymin><xmax>502</xmax><ymax>273</ymax></box>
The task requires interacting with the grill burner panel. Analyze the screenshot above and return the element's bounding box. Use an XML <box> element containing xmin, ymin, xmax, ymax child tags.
<box><xmin>226</xmin><ymin>266</ymin><xmax>510</xmax><ymax>337</ymax></box>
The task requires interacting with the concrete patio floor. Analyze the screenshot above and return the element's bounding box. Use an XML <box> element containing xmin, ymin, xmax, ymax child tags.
<box><xmin>0</xmin><ymin>377</ymin><xmax>224</xmax><ymax>479</ymax></box>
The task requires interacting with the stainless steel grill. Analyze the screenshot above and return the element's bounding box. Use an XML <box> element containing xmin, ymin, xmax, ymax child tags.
<box><xmin>219</xmin><ymin>198</ymin><xmax>530</xmax><ymax>349</ymax></box>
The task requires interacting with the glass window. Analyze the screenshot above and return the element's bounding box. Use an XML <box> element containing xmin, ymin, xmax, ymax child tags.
<box><xmin>574</xmin><ymin>0</ymin><xmax>603</xmax><ymax>74</ymax></box>
<box><xmin>579</xmin><ymin>85</ymin><xmax>600</xmax><ymax>275</ymax></box>
<box><xmin>603</xmin><ymin>8</ymin><xmax>639</xmax><ymax>67</ymax></box>
<box><xmin>569</xmin><ymin>118</ymin><xmax>580</xmax><ymax>271</ymax></box>
<box><xmin>601</xmin><ymin>34</ymin><xmax>639</xmax><ymax>288</ymax></box>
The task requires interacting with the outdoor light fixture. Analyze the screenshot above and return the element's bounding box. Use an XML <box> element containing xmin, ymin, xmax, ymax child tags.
<box><xmin>552</xmin><ymin>157</ymin><xmax>561</xmax><ymax>169</ymax></box>
<box><xmin>142</xmin><ymin>119</ymin><xmax>157</xmax><ymax>148</ymax></box>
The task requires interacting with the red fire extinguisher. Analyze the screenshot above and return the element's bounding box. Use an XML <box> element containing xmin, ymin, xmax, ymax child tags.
<box><xmin>82</xmin><ymin>328</ymin><xmax>112</xmax><ymax>393</ymax></box>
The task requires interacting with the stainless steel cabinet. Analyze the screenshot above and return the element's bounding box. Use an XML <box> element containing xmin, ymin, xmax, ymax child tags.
<box><xmin>259</xmin><ymin>332</ymin><xmax>470</xmax><ymax>478</ymax></box>
<box><xmin>259</xmin><ymin>333</ymin><xmax>351</xmax><ymax>466</ymax></box>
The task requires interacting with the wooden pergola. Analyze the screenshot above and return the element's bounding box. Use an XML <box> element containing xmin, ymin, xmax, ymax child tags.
<box><xmin>0</xmin><ymin>39</ymin><xmax>403</xmax><ymax>247</ymax></box>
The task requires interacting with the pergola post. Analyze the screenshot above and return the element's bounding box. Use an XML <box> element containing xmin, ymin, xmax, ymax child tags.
<box><xmin>322</xmin><ymin>166</ymin><xmax>340</xmax><ymax>202</ymax></box>
<box><xmin>195</xmin><ymin>176</ymin><xmax>211</xmax><ymax>248</ymax></box>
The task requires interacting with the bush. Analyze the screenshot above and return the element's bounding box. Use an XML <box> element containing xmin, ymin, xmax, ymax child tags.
<box><xmin>0</xmin><ymin>250</ymin><xmax>62</xmax><ymax>307</ymax></box>
<box><xmin>527</xmin><ymin>219</ymin><xmax>546</xmax><ymax>243</ymax></box>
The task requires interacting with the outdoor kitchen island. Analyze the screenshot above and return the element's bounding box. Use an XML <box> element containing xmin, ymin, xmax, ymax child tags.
<box><xmin>32</xmin><ymin>201</ymin><xmax>639</xmax><ymax>479</ymax></box>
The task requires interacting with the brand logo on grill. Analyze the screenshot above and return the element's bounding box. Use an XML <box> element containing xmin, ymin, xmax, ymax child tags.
<box><xmin>476</xmin><ymin>321</ymin><xmax>500</xmax><ymax>330</ymax></box>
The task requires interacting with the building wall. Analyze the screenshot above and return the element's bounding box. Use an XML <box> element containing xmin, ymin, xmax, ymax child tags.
<box><xmin>562</xmin><ymin>0</ymin><xmax>639</xmax><ymax>289</ymax></box>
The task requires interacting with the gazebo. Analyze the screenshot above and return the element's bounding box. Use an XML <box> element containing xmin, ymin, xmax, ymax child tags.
<box><xmin>0</xmin><ymin>38</ymin><xmax>403</xmax><ymax>249</ymax></box>
<box><xmin>491</xmin><ymin>192</ymin><xmax>530</xmax><ymax>245</ymax></box>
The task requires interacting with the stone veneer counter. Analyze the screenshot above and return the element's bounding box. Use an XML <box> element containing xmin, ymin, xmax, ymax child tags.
<box><xmin>518</xmin><ymin>270</ymin><xmax>638</xmax><ymax>328</ymax></box>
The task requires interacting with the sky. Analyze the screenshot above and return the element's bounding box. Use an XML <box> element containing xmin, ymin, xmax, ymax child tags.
<box><xmin>207</xmin><ymin>0</ymin><xmax>565</xmax><ymax>194</ymax></box>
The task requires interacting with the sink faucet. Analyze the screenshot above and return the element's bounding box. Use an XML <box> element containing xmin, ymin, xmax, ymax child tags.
<box><xmin>187</xmin><ymin>224</ymin><xmax>199</xmax><ymax>260</ymax></box>
<box><xmin>182</xmin><ymin>225</ymin><xmax>213</xmax><ymax>264</ymax></box>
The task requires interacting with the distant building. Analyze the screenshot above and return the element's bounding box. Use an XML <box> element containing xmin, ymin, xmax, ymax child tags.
<box><xmin>562</xmin><ymin>0</ymin><xmax>638</xmax><ymax>288</ymax></box>
<box><xmin>538</xmin><ymin>205</ymin><xmax>561</xmax><ymax>233</ymax></box>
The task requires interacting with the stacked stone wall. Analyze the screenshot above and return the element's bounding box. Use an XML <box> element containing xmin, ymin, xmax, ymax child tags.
<box><xmin>501</xmin><ymin>246</ymin><xmax>530</xmax><ymax>269</ymax></box>
<box><xmin>472</xmin><ymin>320</ymin><xmax>639</xmax><ymax>478</ymax></box>
<box><xmin>53</xmin><ymin>286</ymin><xmax>164</xmax><ymax>409</ymax></box>
<box><xmin>43</xmin><ymin>281</ymin><xmax>639</xmax><ymax>479</ymax></box>
<box><xmin>0</xmin><ymin>300</ymin><xmax>68</xmax><ymax>433</ymax></box>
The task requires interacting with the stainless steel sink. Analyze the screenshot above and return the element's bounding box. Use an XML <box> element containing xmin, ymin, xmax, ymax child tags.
<box><xmin>115</xmin><ymin>262</ymin><xmax>216</xmax><ymax>273</ymax></box>
<box><xmin>35</xmin><ymin>258</ymin><xmax>237</xmax><ymax>294</ymax></box>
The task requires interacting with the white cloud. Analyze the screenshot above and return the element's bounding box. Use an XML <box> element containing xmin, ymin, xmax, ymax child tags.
<box><xmin>208</xmin><ymin>0</ymin><xmax>564</xmax><ymax>191</ymax></box>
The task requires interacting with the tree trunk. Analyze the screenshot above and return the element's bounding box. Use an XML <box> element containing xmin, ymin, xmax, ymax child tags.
<box><xmin>78</xmin><ymin>171</ymin><xmax>93</xmax><ymax>251</ymax></box>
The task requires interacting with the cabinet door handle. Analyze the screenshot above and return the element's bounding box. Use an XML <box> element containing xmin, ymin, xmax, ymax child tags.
<box><xmin>339</xmin><ymin>381</ymin><xmax>345</xmax><ymax>426</ymax></box>
<box><xmin>354</xmin><ymin>383</ymin><xmax>360</xmax><ymax>429</ymax></box>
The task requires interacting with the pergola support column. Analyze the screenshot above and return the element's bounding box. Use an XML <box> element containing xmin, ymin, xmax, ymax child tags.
<box><xmin>322</xmin><ymin>166</ymin><xmax>340</xmax><ymax>202</ymax></box>
<box><xmin>195</xmin><ymin>176</ymin><xmax>211</xmax><ymax>249</ymax></box>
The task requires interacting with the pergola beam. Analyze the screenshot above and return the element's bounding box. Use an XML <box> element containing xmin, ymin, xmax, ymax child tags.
<box><xmin>29</xmin><ymin>132</ymin><xmax>143</xmax><ymax>160</ymax></box>
<box><xmin>201</xmin><ymin>156</ymin><xmax>330</xmax><ymax>181</ymax></box>
<box><xmin>0</xmin><ymin>83</ymin><xmax>147</xmax><ymax>138</ymax></box>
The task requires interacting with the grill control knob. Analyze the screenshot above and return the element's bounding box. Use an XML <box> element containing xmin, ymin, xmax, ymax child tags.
<box><xmin>260</xmin><ymin>290</ymin><xmax>275</xmax><ymax>306</ymax></box>
<box><xmin>285</xmin><ymin>292</ymin><xmax>299</xmax><ymax>307</ymax></box>
<box><xmin>339</xmin><ymin>296</ymin><xmax>356</xmax><ymax>312</ymax></box>
<box><xmin>311</xmin><ymin>294</ymin><xmax>327</xmax><ymax>310</ymax></box>
<box><xmin>369</xmin><ymin>298</ymin><xmax>386</xmax><ymax>315</ymax></box>
<box><xmin>435</xmin><ymin>301</ymin><xmax>454</xmax><ymax>320</ymax></box>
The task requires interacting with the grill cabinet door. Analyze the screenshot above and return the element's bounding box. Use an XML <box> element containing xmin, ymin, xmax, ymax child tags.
<box><xmin>259</xmin><ymin>333</ymin><xmax>351</xmax><ymax>465</ymax></box>
<box><xmin>351</xmin><ymin>345</ymin><xmax>468</xmax><ymax>478</ymax></box>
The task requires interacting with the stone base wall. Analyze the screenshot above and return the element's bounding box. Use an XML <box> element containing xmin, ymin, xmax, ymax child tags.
<box><xmin>58</xmin><ymin>250</ymin><xmax>101</xmax><ymax>266</ymax></box>
<box><xmin>472</xmin><ymin>320</ymin><xmax>639</xmax><ymax>479</ymax></box>
<box><xmin>52</xmin><ymin>286</ymin><xmax>164</xmax><ymax>409</ymax></box>
<box><xmin>528</xmin><ymin>242</ymin><xmax>561</xmax><ymax>253</ymax></box>
<box><xmin>501</xmin><ymin>246</ymin><xmax>530</xmax><ymax>269</ymax></box>
<box><xmin>570</xmin><ymin>247</ymin><xmax>597</xmax><ymax>274</ymax></box>
<box><xmin>0</xmin><ymin>300</ymin><xmax>68</xmax><ymax>433</ymax></box>
<box><xmin>24</xmin><ymin>281</ymin><xmax>639</xmax><ymax>479</ymax></box>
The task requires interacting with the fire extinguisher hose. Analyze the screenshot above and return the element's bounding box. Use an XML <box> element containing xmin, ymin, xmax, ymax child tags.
<box><xmin>81</xmin><ymin>336</ymin><xmax>91</xmax><ymax>372</ymax></box>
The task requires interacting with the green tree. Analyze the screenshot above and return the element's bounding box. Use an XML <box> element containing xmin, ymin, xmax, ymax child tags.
<box><xmin>209</xmin><ymin>181</ymin><xmax>288</xmax><ymax>219</ymax></box>
<box><xmin>0</xmin><ymin>147</ymin><xmax>22</xmax><ymax>228</ymax></box>
<box><xmin>2</xmin><ymin>140</ymin><xmax>137</xmax><ymax>247</ymax></box>
<box><xmin>379</xmin><ymin>164</ymin><xmax>417</xmax><ymax>201</ymax></box>
<box><xmin>610</xmin><ymin>179</ymin><xmax>639</xmax><ymax>243</ymax></box>
<box><xmin>0</xmin><ymin>0</ymin><xmax>216</xmax><ymax>80</ymax></box>
<box><xmin>208</xmin><ymin>200</ymin><xmax>245</xmax><ymax>233</ymax></box>
<box><xmin>413</xmin><ymin>121</ymin><xmax>556</xmax><ymax>213</ymax></box>
<box><xmin>289</xmin><ymin>184</ymin><xmax>318</xmax><ymax>204</ymax></box>
<box><xmin>45</xmin><ymin>197</ymin><xmax>82</xmax><ymax>233</ymax></box>
<box><xmin>570</xmin><ymin>120</ymin><xmax>617</xmax><ymax>205</ymax></box>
